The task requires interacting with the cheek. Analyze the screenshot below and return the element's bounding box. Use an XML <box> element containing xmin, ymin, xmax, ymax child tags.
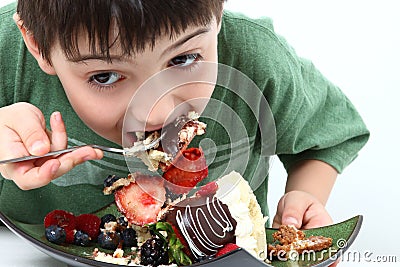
<box><xmin>58</xmin><ymin>78</ymin><xmax>129</xmax><ymax>142</ymax></box>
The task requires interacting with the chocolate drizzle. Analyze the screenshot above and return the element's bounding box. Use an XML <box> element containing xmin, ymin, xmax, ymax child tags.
<box><xmin>164</xmin><ymin>194</ymin><xmax>237</xmax><ymax>260</ymax></box>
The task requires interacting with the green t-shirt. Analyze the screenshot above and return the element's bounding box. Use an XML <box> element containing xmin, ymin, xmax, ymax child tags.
<box><xmin>0</xmin><ymin>3</ymin><xmax>369</xmax><ymax>224</ymax></box>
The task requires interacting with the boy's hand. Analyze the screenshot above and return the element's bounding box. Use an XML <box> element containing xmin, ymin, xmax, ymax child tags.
<box><xmin>0</xmin><ymin>103</ymin><xmax>103</xmax><ymax>190</ymax></box>
<box><xmin>272</xmin><ymin>190</ymin><xmax>338</xmax><ymax>267</ymax></box>
<box><xmin>272</xmin><ymin>190</ymin><xmax>333</xmax><ymax>229</ymax></box>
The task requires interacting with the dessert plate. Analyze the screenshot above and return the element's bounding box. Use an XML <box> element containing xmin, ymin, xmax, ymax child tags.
<box><xmin>0</xmin><ymin>204</ymin><xmax>362</xmax><ymax>267</ymax></box>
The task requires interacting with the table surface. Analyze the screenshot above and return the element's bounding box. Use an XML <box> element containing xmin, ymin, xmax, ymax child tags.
<box><xmin>0</xmin><ymin>226</ymin><xmax>68</xmax><ymax>267</ymax></box>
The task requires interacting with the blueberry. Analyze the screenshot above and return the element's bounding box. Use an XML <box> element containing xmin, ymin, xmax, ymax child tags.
<box><xmin>100</xmin><ymin>214</ymin><xmax>117</xmax><ymax>229</ymax></box>
<box><xmin>74</xmin><ymin>230</ymin><xmax>90</xmax><ymax>246</ymax></box>
<box><xmin>121</xmin><ymin>228</ymin><xmax>137</xmax><ymax>247</ymax></box>
<box><xmin>97</xmin><ymin>231</ymin><xmax>120</xmax><ymax>250</ymax></box>
<box><xmin>103</xmin><ymin>175</ymin><xmax>121</xmax><ymax>188</ymax></box>
<box><xmin>117</xmin><ymin>216</ymin><xmax>128</xmax><ymax>228</ymax></box>
<box><xmin>45</xmin><ymin>225</ymin><xmax>66</xmax><ymax>245</ymax></box>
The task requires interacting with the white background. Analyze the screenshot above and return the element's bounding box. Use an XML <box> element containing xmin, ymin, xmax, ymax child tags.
<box><xmin>1</xmin><ymin>0</ymin><xmax>399</xmax><ymax>266</ymax></box>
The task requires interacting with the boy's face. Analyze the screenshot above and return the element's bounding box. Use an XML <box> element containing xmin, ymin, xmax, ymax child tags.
<box><xmin>35</xmin><ymin>19</ymin><xmax>221</xmax><ymax>145</ymax></box>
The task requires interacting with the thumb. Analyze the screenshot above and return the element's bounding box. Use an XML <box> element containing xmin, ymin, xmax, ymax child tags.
<box><xmin>280</xmin><ymin>191</ymin><xmax>313</xmax><ymax>228</ymax></box>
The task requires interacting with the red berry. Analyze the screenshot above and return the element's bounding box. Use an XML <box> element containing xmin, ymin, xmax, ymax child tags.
<box><xmin>75</xmin><ymin>214</ymin><xmax>101</xmax><ymax>240</ymax></box>
<box><xmin>65</xmin><ymin>229</ymin><xmax>76</xmax><ymax>244</ymax></box>
<box><xmin>115</xmin><ymin>175</ymin><xmax>166</xmax><ymax>226</ymax></box>
<box><xmin>163</xmin><ymin>148</ymin><xmax>208</xmax><ymax>194</ymax></box>
<box><xmin>216</xmin><ymin>243</ymin><xmax>240</xmax><ymax>257</ymax></box>
<box><xmin>44</xmin><ymin>210</ymin><xmax>76</xmax><ymax>231</ymax></box>
<box><xmin>170</xmin><ymin>224</ymin><xmax>191</xmax><ymax>257</ymax></box>
<box><xmin>196</xmin><ymin>181</ymin><xmax>218</xmax><ymax>197</ymax></box>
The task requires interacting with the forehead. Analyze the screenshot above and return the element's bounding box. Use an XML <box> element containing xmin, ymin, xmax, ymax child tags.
<box><xmin>49</xmin><ymin>1</ymin><xmax>220</xmax><ymax>63</ymax></box>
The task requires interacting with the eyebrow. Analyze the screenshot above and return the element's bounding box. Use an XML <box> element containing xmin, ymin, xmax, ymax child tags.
<box><xmin>69</xmin><ymin>55</ymin><xmax>125</xmax><ymax>63</ymax></box>
<box><xmin>69</xmin><ymin>27</ymin><xmax>211</xmax><ymax>63</ymax></box>
<box><xmin>160</xmin><ymin>27</ymin><xmax>211</xmax><ymax>58</ymax></box>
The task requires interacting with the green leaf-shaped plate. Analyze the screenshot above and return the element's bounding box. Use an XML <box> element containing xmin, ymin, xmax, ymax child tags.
<box><xmin>0</xmin><ymin>205</ymin><xmax>362</xmax><ymax>267</ymax></box>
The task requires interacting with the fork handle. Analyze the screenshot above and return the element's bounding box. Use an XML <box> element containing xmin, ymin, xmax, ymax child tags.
<box><xmin>90</xmin><ymin>145</ymin><xmax>125</xmax><ymax>154</ymax></box>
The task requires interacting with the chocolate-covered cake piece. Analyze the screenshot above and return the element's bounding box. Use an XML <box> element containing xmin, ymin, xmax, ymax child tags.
<box><xmin>164</xmin><ymin>194</ymin><xmax>237</xmax><ymax>260</ymax></box>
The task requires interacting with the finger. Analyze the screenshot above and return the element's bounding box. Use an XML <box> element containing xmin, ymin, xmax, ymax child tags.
<box><xmin>271</xmin><ymin>214</ymin><xmax>282</xmax><ymax>228</ymax></box>
<box><xmin>10</xmin><ymin>159</ymin><xmax>61</xmax><ymax>190</ymax></box>
<box><xmin>280</xmin><ymin>191</ymin><xmax>314</xmax><ymax>228</ymax></box>
<box><xmin>7</xmin><ymin>147</ymin><xmax>103</xmax><ymax>190</ymax></box>
<box><xmin>49</xmin><ymin>111</ymin><xmax>68</xmax><ymax>151</ymax></box>
<box><xmin>302</xmin><ymin>203</ymin><xmax>333</xmax><ymax>229</ymax></box>
<box><xmin>52</xmin><ymin>146</ymin><xmax>103</xmax><ymax>177</ymax></box>
<box><xmin>6</xmin><ymin>103</ymin><xmax>50</xmax><ymax>155</ymax></box>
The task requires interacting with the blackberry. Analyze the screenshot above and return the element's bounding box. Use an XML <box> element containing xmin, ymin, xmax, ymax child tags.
<box><xmin>74</xmin><ymin>230</ymin><xmax>90</xmax><ymax>246</ymax></box>
<box><xmin>140</xmin><ymin>237</ymin><xmax>169</xmax><ymax>266</ymax></box>
<box><xmin>117</xmin><ymin>216</ymin><xmax>129</xmax><ymax>228</ymax></box>
<box><xmin>100</xmin><ymin>214</ymin><xmax>117</xmax><ymax>229</ymax></box>
<box><xmin>97</xmin><ymin>231</ymin><xmax>121</xmax><ymax>250</ymax></box>
<box><xmin>121</xmin><ymin>228</ymin><xmax>137</xmax><ymax>247</ymax></box>
<box><xmin>103</xmin><ymin>175</ymin><xmax>121</xmax><ymax>188</ymax></box>
<box><xmin>45</xmin><ymin>225</ymin><xmax>66</xmax><ymax>245</ymax></box>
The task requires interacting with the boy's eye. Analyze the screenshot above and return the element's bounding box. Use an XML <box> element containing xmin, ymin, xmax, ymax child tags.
<box><xmin>89</xmin><ymin>72</ymin><xmax>122</xmax><ymax>86</ymax></box>
<box><xmin>168</xmin><ymin>53</ymin><xmax>201</xmax><ymax>67</ymax></box>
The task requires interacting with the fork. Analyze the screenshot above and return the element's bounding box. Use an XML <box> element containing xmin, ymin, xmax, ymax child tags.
<box><xmin>0</xmin><ymin>135</ymin><xmax>163</xmax><ymax>165</ymax></box>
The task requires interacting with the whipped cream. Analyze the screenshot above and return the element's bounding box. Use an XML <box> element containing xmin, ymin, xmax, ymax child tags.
<box><xmin>215</xmin><ymin>171</ymin><xmax>268</xmax><ymax>259</ymax></box>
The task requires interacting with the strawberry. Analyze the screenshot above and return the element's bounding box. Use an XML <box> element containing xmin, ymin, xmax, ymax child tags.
<box><xmin>115</xmin><ymin>175</ymin><xmax>166</xmax><ymax>226</ymax></box>
<box><xmin>196</xmin><ymin>181</ymin><xmax>218</xmax><ymax>197</ymax></box>
<box><xmin>215</xmin><ymin>243</ymin><xmax>240</xmax><ymax>257</ymax></box>
<box><xmin>44</xmin><ymin>210</ymin><xmax>76</xmax><ymax>231</ymax></box>
<box><xmin>170</xmin><ymin>224</ymin><xmax>191</xmax><ymax>257</ymax></box>
<box><xmin>163</xmin><ymin>148</ymin><xmax>208</xmax><ymax>194</ymax></box>
<box><xmin>75</xmin><ymin>214</ymin><xmax>101</xmax><ymax>240</ymax></box>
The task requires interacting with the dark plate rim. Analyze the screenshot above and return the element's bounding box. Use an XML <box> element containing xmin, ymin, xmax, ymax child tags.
<box><xmin>0</xmin><ymin>211</ymin><xmax>362</xmax><ymax>267</ymax></box>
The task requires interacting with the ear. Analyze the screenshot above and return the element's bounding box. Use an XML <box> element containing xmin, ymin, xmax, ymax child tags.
<box><xmin>13</xmin><ymin>13</ymin><xmax>56</xmax><ymax>75</ymax></box>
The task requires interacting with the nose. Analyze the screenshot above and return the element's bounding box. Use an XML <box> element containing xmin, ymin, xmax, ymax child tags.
<box><xmin>126</xmin><ymin>92</ymin><xmax>192</xmax><ymax>132</ymax></box>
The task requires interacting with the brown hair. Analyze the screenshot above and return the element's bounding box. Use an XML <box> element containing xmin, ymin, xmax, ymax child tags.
<box><xmin>17</xmin><ymin>0</ymin><xmax>225</xmax><ymax>64</ymax></box>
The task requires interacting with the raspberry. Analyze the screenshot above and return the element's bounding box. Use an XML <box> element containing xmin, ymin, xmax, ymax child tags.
<box><xmin>215</xmin><ymin>243</ymin><xmax>240</xmax><ymax>257</ymax></box>
<box><xmin>75</xmin><ymin>214</ymin><xmax>101</xmax><ymax>240</ymax></box>
<box><xmin>65</xmin><ymin>229</ymin><xmax>76</xmax><ymax>244</ymax></box>
<box><xmin>44</xmin><ymin>210</ymin><xmax>76</xmax><ymax>231</ymax></box>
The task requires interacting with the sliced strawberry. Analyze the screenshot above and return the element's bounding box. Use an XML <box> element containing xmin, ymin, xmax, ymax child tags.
<box><xmin>115</xmin><ymin>175</ymin><xmax>166</xmax><ymax>226</ymax></box>
<box><xmin>170</xmin><ymin>224</ymin><xmax>191</xmax><ymax>257</ymax></box>
<box><xmin>196</xmin><ymin>181</ymin><xmax>218</xmax><ymax>197</ymax></box>
<box><xmin>44</xmin><ymin>210</ymin><xmax>76</xmax><ymax>231</ymax></box>
<box><xmin>215</xmin><ymin>243</ymin><xmax>240</xmax><ymax>257</ymax></box>
<box><xmin>163</xmin><ymin>148</ymin><xmax>208</xmax><ymax>194</ymax></box>
<box><xmin>75</xmin><ymin>214</ymin><xmax>101</xmax><ymax>240</ymax></box>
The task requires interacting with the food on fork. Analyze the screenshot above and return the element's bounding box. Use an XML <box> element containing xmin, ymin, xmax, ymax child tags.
<box><xmin>127</xmin><ymin>111</ymin><xmax>206</xmax><ymax>172</ymax></box>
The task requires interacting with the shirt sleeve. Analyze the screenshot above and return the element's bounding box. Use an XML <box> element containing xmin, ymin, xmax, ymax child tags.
<box><xmin>275</xmin><ymin>58</ymin><xmax>370</xmax><ymax>173</ymax></box>
<box><xmin>265</xmin><ymin>34</ymin><xmax>370</xmax><ymax>174</ymax></box>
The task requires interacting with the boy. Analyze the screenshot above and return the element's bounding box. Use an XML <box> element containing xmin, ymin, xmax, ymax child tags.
<box><xmin>0</xmin><ymin>0</ymin><xmax>368</xmax><ymax>237</ymax></box>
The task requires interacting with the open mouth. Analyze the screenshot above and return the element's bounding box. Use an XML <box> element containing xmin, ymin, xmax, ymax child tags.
<box><xmin>125</xmin><ymin>111</ymin><xmax>206</xmax><ymax>172</ymax></box>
